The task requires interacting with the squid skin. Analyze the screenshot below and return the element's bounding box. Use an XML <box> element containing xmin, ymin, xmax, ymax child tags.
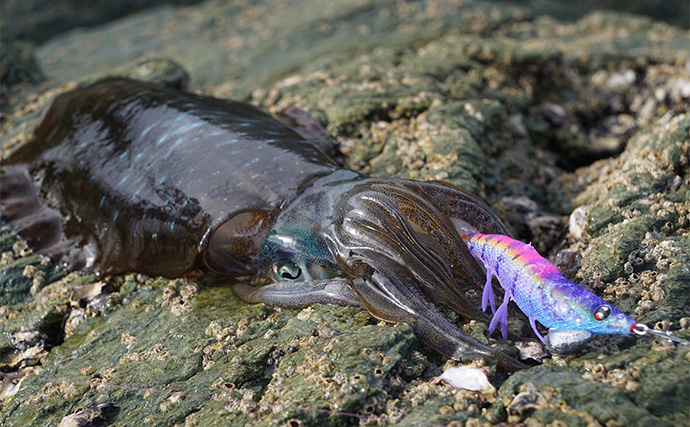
<box><xmin>1</xmin><ymin>78</ymin><xmax>526</xmax><ymax>370</ymax></box>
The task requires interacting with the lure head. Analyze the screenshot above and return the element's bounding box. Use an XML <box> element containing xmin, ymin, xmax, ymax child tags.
<box><xmin>547</xmin><ymin>280</ymin><xmax>636</xmax><ymax>335</ymax></box>
<box><xmin>546</xmin><ymin>283</ymin><xmax>689</xmax><ymax>346</ymax></box>
<box><xmin>581</xmin><ymin>301</ymin><xmax>636</xmax><ymax>335</ymax></box>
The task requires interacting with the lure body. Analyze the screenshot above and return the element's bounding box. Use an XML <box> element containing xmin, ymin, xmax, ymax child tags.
<box><xmin>1</xmin><ymin>78</ymin><xmax>527</xmax><ymax>369</ymax></box>
<box><xmin>462</xmin><ymin>233</ymin><xmax>636</xmax><ymax>343</ymax></box>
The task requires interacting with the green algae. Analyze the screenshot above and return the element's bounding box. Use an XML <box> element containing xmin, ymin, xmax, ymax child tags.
<box><xmin>2</xmin><ymin>281</ymin><xmax>422</xmax><ymax>426</ymax></box>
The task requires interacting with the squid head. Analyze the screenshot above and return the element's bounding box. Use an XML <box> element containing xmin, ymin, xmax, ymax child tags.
<box><xmin>233</xmin><ymin>170</ymin><xmax>526</xmax><ymax>370</ymax></box>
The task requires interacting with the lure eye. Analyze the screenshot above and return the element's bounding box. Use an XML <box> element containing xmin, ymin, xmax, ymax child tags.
<box><xmin>594</xmin><ymin>305</ymin><xmax>611</xmax><ymax>321</ymax></box>
<box><xmin>274</xmin><ymin>262</ymin><xmax>302</xmax><ymax>281</ymax></box>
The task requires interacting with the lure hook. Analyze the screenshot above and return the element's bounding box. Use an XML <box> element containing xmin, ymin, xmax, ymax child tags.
<box><xmin>632</xmin><ymin>323</ymin><xmax>689</xmax><ymax>345</ymax></box>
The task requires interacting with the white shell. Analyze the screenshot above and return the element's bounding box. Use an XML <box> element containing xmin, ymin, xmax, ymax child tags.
<box><xmin>430</xmin><ymin>366</ymin><xmax>496</xmax><ymax>394</ymax></box>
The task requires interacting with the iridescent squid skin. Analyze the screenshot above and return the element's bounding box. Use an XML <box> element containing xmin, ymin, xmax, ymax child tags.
<box><xmin>0</xmin><ymin>78</ymin><xmax>526</xmax><ymax>370</ymax></box>
<box><xmin>462</xmin><ymin>233</ymin><xmax>688</xmax><ymax>352</ymax></box>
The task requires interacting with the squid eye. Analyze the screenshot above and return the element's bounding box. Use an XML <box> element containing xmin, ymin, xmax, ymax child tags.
<box><xmin>594</xmin><ymin>305</ymin><xmax>611</xmax><ymax>321</ymax></box>
<box><xmin>275</xmin><ymin>262</ymin><xmax>302</xmax><ymax>280</ymax></box>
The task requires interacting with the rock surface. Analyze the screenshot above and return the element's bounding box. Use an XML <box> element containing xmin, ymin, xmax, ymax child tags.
<box><xmin>1</xmin><ymin>1</ymin><xmax>689</xmax><ymax>426</ymax></box>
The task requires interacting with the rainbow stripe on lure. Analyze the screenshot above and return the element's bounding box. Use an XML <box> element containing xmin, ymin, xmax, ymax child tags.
<box><xmin>462</xmin><ymin>233</ymin><xmax>688</xmax><ymax>349</ymax></box>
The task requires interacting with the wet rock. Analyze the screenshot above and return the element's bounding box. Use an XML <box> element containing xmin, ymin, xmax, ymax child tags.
<box><xmin>573</xmin><ymin>114</ymin><xmax>690</xmax><ymax>324</ymax></box>
<box><xmin>2</xmin><ymin>0</ymin><xmax>205</xmax><ymax>43</ymax></box>
<box><xmin>0</xmin><ymin>36</ymin><xmax>44</xmax><ymax>92</ymax></box>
